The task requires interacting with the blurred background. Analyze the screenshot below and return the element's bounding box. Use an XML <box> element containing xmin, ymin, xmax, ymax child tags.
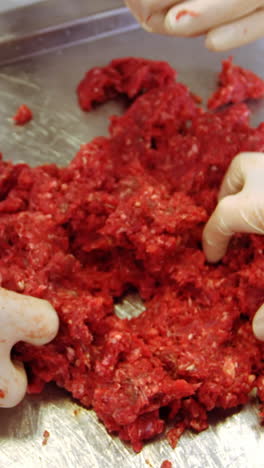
<box><xmin>0</xmin><ymin>0</ymin><xmax>43</xmax><ymax>12</ymax></box>
<box><xmin>0</xmin><ymin>0</ymin><xmax>123</xmax><ymax>12</ymax></box>
<box><xmin>0</xmin><ymin>0</ymin><xmax>124</xmax><ymax>40</ymax></box>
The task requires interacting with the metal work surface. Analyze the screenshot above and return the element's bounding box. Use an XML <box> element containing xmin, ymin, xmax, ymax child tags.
<box><xmin>0</xmin><ymin>5</ymin><xmax>264</xmax><ymax>468</ymax></box>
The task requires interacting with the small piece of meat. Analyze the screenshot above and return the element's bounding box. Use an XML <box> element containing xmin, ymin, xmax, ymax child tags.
<box><xmin>161</xmin><ymin>461</ymin><xmax>172</xmax><ymax>468</ymax></box>
<box><xmin>42</xmin><ymin>430</ymin><xmax>50</xmax><ymax>446</ymax></box>
<box><xmin>13</xmin><ymin>105</ymin><xmax>33</xmax><ymax>125</ymax></box>
<box><xmin>77</xmin><ymin>57</ymin><xmax>176</xmax><ymax>111</ymax></box>
<box><xmin>208</xmin><ymin>57</ymin><xmax>264</xmax><ymax>110</ymax></box>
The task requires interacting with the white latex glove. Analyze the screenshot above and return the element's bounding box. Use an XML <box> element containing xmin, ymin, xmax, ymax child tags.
<box><xmin>125</xmin><ymin>0</ymin><xmax>264</xmax><ymax>51</ymax></box>
<box><xmin>0</xmin><ymin>288</ymin><xmax>59</xmax><ymax>408</ymax></box>
<box><xmin>202</xmin><ymin>152</ymin><xmax>264</xmax><ymax>341</ymax></box>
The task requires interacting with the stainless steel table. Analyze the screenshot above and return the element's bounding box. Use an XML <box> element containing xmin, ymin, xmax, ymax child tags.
<box><xmin>0</xmin><ymin>4</ymin><xmax>264</xmax><ymax>468</ymax></box>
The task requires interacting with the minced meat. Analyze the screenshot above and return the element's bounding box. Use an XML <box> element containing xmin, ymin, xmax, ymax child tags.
<box><xmin>208</xmin><ymin>57</ymin><xmax>264</xmax><ymax>110</ymax></box>
<box><xmin>0</xmin><ymin>57</ymin><xmax>263</xmax><ymax>452</ymax></box>
<box><xmin>13</xmin><ymin>105</ymin><xmax>33</xmax><ymax>125</ymax></box>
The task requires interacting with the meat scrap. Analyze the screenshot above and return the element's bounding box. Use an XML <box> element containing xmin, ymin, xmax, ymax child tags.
<box><xmin>13</xmin><ymin>104</ymin><xmax>33</xmax><ymax>125</ymax></box>
<box><xmin>77</xmin><ymin>57</ymin><xmax>176</xmax><ymax>111</ymax></box>
<box><xmin>208</xmin><ymin>57</ymin><xmax>264</xmax><ymax>110</ymax></box>
<box><xmin>0</xmin><ymin>57</ymin><xmax>263</xmax><ymax>452</ymax></box>
<box><xmin>161</xmin><ymin>461</ymin><xmax>172</xmax><ymax>468</ymax></box>
<box><xmin>42</xmin><ymin>430</ymin><xmax>50</xmax><ymax>446</ymax></box>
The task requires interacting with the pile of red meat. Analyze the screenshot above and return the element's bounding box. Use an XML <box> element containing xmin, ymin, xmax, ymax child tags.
<box><xmin>1</xmin><ymin>57</ymin><xmax>264</xmax><ymax>452</ymax></box>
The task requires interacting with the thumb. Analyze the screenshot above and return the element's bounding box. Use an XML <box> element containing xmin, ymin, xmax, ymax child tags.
<box><xmin>0</xmin><ymin>346</ymin><xmax>27</xmax><ymax>408</ymax></box>
<box><xmin>252</xmin><ymin>304</ymin><xmax>264</xmax><ymax>341</ymax></box>
<box><xmin>202</xmin><ymin>193</ymin><xmax>264</xmax><ymax>263</ymax></box>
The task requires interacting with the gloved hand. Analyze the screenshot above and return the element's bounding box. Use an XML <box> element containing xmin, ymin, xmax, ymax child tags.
<box><xmin>202</xmin><ymin>152</ymin><xmax>264</xmax><ymax>341</ymax></box>
<box><xmin>125</xmin><ymin>0</ymin><xmax>264</xmax><ymax>51</ymax></box>
<box><xmin>0</xmin><ymin>288</ymin><xmax>59</xmax><ymax>408</ymax></box>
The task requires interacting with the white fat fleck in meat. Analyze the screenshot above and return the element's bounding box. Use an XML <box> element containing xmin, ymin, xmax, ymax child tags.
<box><xmin>17</xmin><ymin>281</ymin><xmax>25</xmax><ymax>290</ymax></box>
<box><xmin>248</xmin><ymin>375</ymin><xmax>256</xmax><ymax>384</ymax></box>
<box><xmin>210</xmin><ymin>165</ymin><xmax>218</xmax><ymax>172</ymax></box>
<box><xmin>221</xmin><ymin>312</ymin><xmax>229</xmax><ymax>322</ymax></box>
<box><xmin>186</xmin><ymin>364</ymin><xmax>196</xmax><ymax>371</ymax></box>
<box><xmin>66</xmin><ymin>347</ymin><xmax>75</xmax><ymax>361</ymax></box>
<box><xmin>223</xmin><ymin>356</ymin><xmax>237</xmax><ymax>379</ymax></box>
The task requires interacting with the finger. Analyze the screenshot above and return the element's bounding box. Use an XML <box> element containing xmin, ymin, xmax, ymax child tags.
<box><xmin>142</xmin><ymin>11</ymin><xmax>170</xmax><ymax>33</ymax></box>
<box><xmin>252</xmin><ymin>303</ymin><xmax>264</xmax><ymax>341</ymax></box>
<box><xmin>0</xmin><ymin>350</ymin><xmax>27</xmax><ymax>408</ymax></box>
<box><xmin>206</xmin><ymin>9</ymin><xmax>264</xmax><ymax>51</ymax></box>
<box><xmin>125</xmin><ymin>0</ymin><xmax>183</xmax><ymax>23</ymax></box>
<box><xmin>218</xmin><ymin>153</ymin><xmax>264</xmax><ymax>201</ymax></box>
<box><xmin>202</xmin><ymin>192</ymin><xmax>264</xmax><ymax>263</ymax></box>
<box><xmin>165</xmin><ymin>0</ymin><xmax>264</xmax><ymax>37</ymax></box>
<box><xmin>0</xmin><ymin>288</ymin><xmax>59</xmax><ymax>347</ymax></box>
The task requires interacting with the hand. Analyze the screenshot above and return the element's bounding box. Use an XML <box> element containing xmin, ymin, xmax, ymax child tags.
<box><xmin>125</xmin><ymin>0</ymin><xmax>264</xmax><ymax>51</ymax></box>
<box><xmin>0</xmin><ymin>289</ymin><xmax>59</xmax><ymax>408</ymax></box>
<box><xmin>202</xmin><ymin>152</ymin><xmax>264</xmax><ymax>341</ymax></box>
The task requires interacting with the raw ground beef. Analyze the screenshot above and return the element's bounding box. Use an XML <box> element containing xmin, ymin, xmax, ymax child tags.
<box><xmin>1</xmin><ymin>57</ymin><xmax>264</xmax><ymax>452</ymax></box>
<box><xmin>77</xmin><ymin>57</ymin><xmax>176</xmax><ymax>111</ymax></box>
<box><xmin>161</xmin><ymin>461</ymin><xmax>172</xmax><ymax>468</ymax></box>
<box><xmin>208</xmin><ymin>57</ymin><xmax>264</xmax><ymax>110</ymax></box>
<box><xmin>13</xmin><ymin>104</ymin><xmax>33</xmax><ymax>125</ymax></box>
